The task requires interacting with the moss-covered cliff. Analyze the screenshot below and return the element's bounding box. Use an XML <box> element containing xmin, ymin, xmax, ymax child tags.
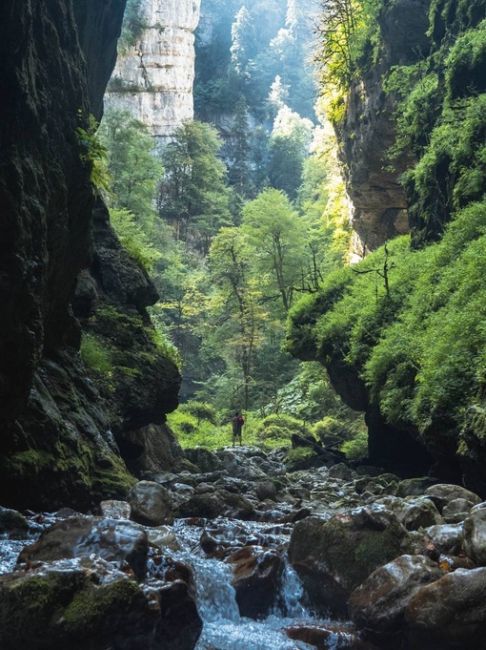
<box><xmin>0</xmin><ymin>1</ymin><xmax>181</xmax><ymax>510</ymax></box>
<box><xmin>288</xmin><ymin>0</ymin><xmax>486</xmax><ymax>488</ymax></box>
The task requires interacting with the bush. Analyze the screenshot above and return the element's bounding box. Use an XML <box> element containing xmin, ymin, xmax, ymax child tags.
<box><xmin>445</xmin><ymin>19</ymin><xmax>486</xmax><ymax>99</ymax></box>
<box><xmin>257</xmin><ymin>414</ymin><xmax>306</xmax><ymax>444</ymax></box>
<box><xmin>182</xmin><ymin>401</ymin><xmax>218</xmax><ymax>424</ymax></box>
<box><xmin>341</xmin><ymin>430</ymin><xmax>369</xmax><ymax>461</ymax></box>
<box><xmin>80</xmin><ymin>334</ymin><xmax>113</xmax><ymax>375</ymax></box>
<box><xmin>312</xmin><ymin>416</ymin><xmax>350</xmax><ymax>446</ymax></box>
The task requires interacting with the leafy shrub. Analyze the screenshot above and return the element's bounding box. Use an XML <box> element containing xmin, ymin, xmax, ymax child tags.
<box><xmin>341</xmin><ymin>430</ymin><xmax>368</xmax><ymax>461</ymax></box>
<box><xmin>286</xmin><ymin>446</ymin><xmax>315</xmax><ymax>464</ymax></box>
<box><xmin>312</xmin><ymin>416</ymin><xmax>350</xmax><ymax>446</ymax></box>
<box><xmin>110</xmin><ymin>208</ymin><xmax>161</xmax><ymax>272</ymax></box>
<box><xmin>80</xmin><ymin>334</ymin><xmax>113</xmax><ymax>375</ymax></box>
<box><xmin>290</xmin><ymin>201</ymin><xmax>486</xmax><ymax>441</ymax></box>
<box><xmin>257</xmin><ymin>414</ymin><xmax>306</xmax><ymax>444</ymax></box>
<box><xmin>445</xmin><ymin>20</ymin><xmax>486</xmax><ymax>99</ymax></box>
<box><xmin>182</xmin><ymin>401</ymin><xmax>218</xmax><ymax>424</ymax></box>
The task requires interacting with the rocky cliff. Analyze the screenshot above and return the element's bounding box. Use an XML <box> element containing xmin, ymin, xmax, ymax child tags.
<box><xmin>106</xmin><ymin>0</ymin><xmax>201</xmax><ymax>143</ymax></box>
<box><xmin>0</xmin><ymin>0</ymin><xmax>182</xmax><ymax>510</ymax></box>
<box><xmin>289</xmin><ymin>0</ymin><xmax>486</xmax><ymax>487</ymax></box>
<box><xmin>336</xmin><ymin>0</ymin><xmax>431</xmax><ymax>251</ymax></box>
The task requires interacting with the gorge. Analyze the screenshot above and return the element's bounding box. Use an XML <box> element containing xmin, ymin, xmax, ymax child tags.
<box><xmin>0</xmin><ymin>0</ymin><xmax>485</xmax><ymax>648</ymax></box>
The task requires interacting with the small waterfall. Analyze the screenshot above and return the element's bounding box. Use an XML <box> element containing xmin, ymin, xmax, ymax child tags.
<box><xmin>277</xmin><ymin>561</ymin><xmax>308</xmax><ymax>619</ymax></box>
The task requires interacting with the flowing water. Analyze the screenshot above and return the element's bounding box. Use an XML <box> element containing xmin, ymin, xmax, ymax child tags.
<box><xmin>0</xmin><ymin>513</ymin><xmax>352</xmax><ymax>649</ymax></box>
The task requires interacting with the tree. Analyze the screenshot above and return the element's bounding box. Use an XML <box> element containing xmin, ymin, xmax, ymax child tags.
<box><xmin>242</xmin><ymin>188</ymin><xmax>306</xmax><ymax>312</ymax></box>
<box><xmin>158</xmin><ymin>121</ymin><xmax>232</xmax><ymax>254</ymax></box>
<box><xmin>99</xmin><ymin>109</ymin><xmax>162</xmax><ymax>227</ymax></box>
<box><xmin>227</xmin><ymin>97</ymin><xmax>253</xmax><ymax>199</ymax></box>
<box><xmin>208</xmin><ymin>227</ymin><xmax>268</xmax><ymax>409</ymax></box>
<box><xmin>267</xmin><ymin>135</ymin><xmax>306</xmax><ymax>201</ymax></box>
<box><xmin>230</xmin><ymin>6</ymin><xmax>258</xmax><ymax>78</ymax></box>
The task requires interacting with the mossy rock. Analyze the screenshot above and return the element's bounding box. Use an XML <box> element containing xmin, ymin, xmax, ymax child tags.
<box><xmin>288</xmin><ymin>511</ymin><xmax>410</xmax><ymax>615</ymax></box>
<box><xmin>0</xmin><ymin>570</ymin><xmax>153</xmax><ymax>650</ymax></box>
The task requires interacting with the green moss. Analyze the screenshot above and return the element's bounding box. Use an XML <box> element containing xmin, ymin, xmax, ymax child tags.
<box><xmin>80</xmin><ymin>333</ymin><xmax>113</xmax><ymax>375</ymax></box>
<box><xmin>286</xmin><ymin>447</ymin><xmax>314</xmax><ymax>463</ymax></box>
<box><xmin>62</xmin><ymin>580</ymin><xmax>142</xmax><ymax>635</ymax></box>
<box><xmin>0</xmin><ymin>572</ymin><xmax>86</xmax><ymax>647</ymax></box>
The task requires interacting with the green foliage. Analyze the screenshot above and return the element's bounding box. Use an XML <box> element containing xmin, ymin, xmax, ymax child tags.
<box><xmin>317</xmin><ymin>0</ymin><xmax>381</xmax><ymax>123</ymax></box>
<box><xmin>289</xmin><ymin>202</ymin><xmax>486</xmax><ymax>440</ymax></box>
<box><xmin>99</xmin><ymin>110</ymin><xmax>162</xmax><ymax>224</ymax></box>
<box><xmin>80</xmin><ymin>334</ymin><xmax>113</xmax><ymax>376</ymax></box>
<box><xmin>76</xmin><ymin>114</ymin><xmax>110</xmax><ymax>192</ymax></box>
<box><xmin>256</xmin><ymin>413</ymin><xmax>306</xmax><ymax>445</ymax></box>
<box><xmin>445</xmin><ymin>20</ymin><xmax>486</xmax><ymax>100</ymax></box>
<box><xmin>312</xmin><ymin>416</ymin><xmax>349</xmax><ymax>446</ymax></box>
<box><xmin>404</xmin><ymin>94</ymin><xmax>486</xmax><ymax>242</ymax></box>
<box><xmin>286</xmin><ymin>446</ymin><xmax>314</xmax><ymax>463</ymax></box>
<box><xmin>110</xmin><ymin>208</ymin><xmax>161</xmax><ymax>271</ymax></box>
<box><xmin>267</xmin><ymin>136</ymin><xmax>306</xmax><ymax>200</ymax></box>
<box><xmin>183</xmin><ymin>401</ymin><xmax>218</xmax><ymax>424</ymax></box>
<box><xmin>158</xmin><ymin>121</ymin><xmax>232</xmax><ymax>253</ymax></box>
<box><xmin>341</xmin><ymin>429</ymin><xmax>369</xmax><ymax>460</ymax></box>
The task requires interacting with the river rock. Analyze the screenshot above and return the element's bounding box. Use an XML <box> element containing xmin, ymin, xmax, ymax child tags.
<box><xmin>184</xmin><ymin>448</ymin><xmax>222</xmax><ymax>473</ymax></box>
<box><xmin>154</xmin><ymin>579</ymin><xmax>203</xmax><ymax>649</ymax></box>
<box><xmin>405</xmin><ymin>567</ymin><xmax>486</xmax><ymax>649</ymax></box>
<box><xmin>397</xmin><ymin>477</ymin><xmax>436</xmax><ymax>497</ymax></box>
<box><xmin>423</xmin><ymin>523</ymin><xmax>464</xmax><ymax>555</ymax></box>
<box><xmin>0</xmin><ymin>506</ymin><xmax>28</xmax><ymax>536</ymax></box>
<box><xmin>464</xmin><ymin>508</ymin><xmax>486</xmax><ymax>564</ymax></box>
<box><xmin>443</xmin><ymin>498</ymin><xmax>474</xmax><ymax>523</ymax></box>
<box><xmin>100</xmin><ymin>499</ymin><xmax>131</xmax><ymax>520</ymax></box>
<box><xmin>229</xmin><ymin>546</ymin><xmax>284</xmax><ymax>619</ymax></box>
<box><xmin>401</xmin><ymin>497</ymin><xmax>443</xmax><ymax>531</ymax></box>
<box><xmin>424</xmin><ymin>484</ymin><xmax>481</xmax><ymax>512</ymax></box>
<box><xmin>19</xmin><ymin>515</ymin><xmax>148</xmax><ymax>581</ymax></box>
<box><xmin>328</xmin><ymin>463</ymin><xmax>356</xmax><ymax>481</ymax></box>
<box><xmin>255</xmin><ymin>480</ymin><xmax>278</xmax><ymax>501</ymax></box>
<box><xmin>0</xmin><ymin>567</ymin><xmax>156</xmax><ymax>650</ymax></box>
<box><xmin>147</xmin><ymin>526</ymin><xmax>180</xmax><ymax>552</ymax></box>
<box><xmin>177</xmin><ymin>489</ymin><xmax>255</xmax><ymax>520</ymax></box>
<box><xmin>349</xmin><ymin>554</ymin><xmax>442</xmax><ymax>638</ymax></box>
<box><xmin>129</xmin><ymin>481</ymin><xmax>174</xmax><ymax>526</ymax></box>
<box><xmin>288</xmin><ymin>507</ymin><xmax>410</xmax><ymax>615</ymax></box>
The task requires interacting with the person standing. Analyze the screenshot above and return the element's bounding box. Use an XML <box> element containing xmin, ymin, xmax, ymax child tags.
<box><xmin>232</xmin><ymin>412</ymin><xmax>245</xmax><ymax>446</ymax></box>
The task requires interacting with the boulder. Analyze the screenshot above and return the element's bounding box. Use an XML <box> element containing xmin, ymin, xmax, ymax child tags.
<box><xmin>184</xmin><ymin>448</ymin><xmax>222</xmax><ymax>473</ymax></box>
<box><xmin>349</xmin><ymin>555</ymin><xmax>442</xmax><ymax>637</ymax></box>
<box><xmin>99</xmin><ymin>500</ymin><xmax>131</xmax><ymax>520</ymax></box>
<box><xmin>288</xmin><ymin>507</ymin><xmax>410</xmax><ymax>615</ymax></box>
<box><xmin>464</xmin><ymin>508</ymin><xmax>486</xmax><ymax>564</ymax></box>
<box><xmin>128</xmin><ymin>481</ymin><xmax>174</xmax><ymax>526</ymax></box>
<box><xmin>19</xmin><ymin>515</ymin><xmax>148</xmax><ymax>581</ymax></box>
<box><xmin>423</xmin><ymin>523</ymin><xmax>464</xmax><ymax>555</ymax></box>
<box><xmin>177</xmin><ymin>490</ymin><xmax>255</xmax><ymax>520</ymax></box>
<box><xmin>328</xmin><ymin>463</ymin><xmax>356</xmax><ymax>481</ymax></box>
<box><xmin>397</xmin><ymin>477</ymin><xmax>436</xmax><ymax>498</ymax></box>
<box><xmin>255</xmin><ymin>480</ymin><xmax>278</xmax><ymax>501</ymax></box>
<box><xmin>0</xmin><ymin>564</ymin><xmax>202</xmax><ymax>650</ymax></box>
<box><xmin>154</xmin><ymin>579</ymin><xmax>203</xmax><ymax>649</ymax></box>
<box><xmin>443</xmin><ymin>498</ymin><xmax>473</xmax><ymax>524</ymax></box>
<box><xmin>424</xmin><ymin>484</ymin><xmax>481</xmax><ymax>512</ymax></box>
<box><xmin>401</xmin><ymin>497</ymin><xmax>443</xmax><ymax>531</ymax></box>
<box><xmin>229</xmin><ymin>546</ymin><xmax>284</xmax><ymax>619</ymax></box>
<box><xmin>406</xmin><ymin>567</ymin><xmax>486</xmax><ymax>649</ymax></box>
<box><xmin>0</xmin><ymin>506</ymin><xmax>28</xmax><ymax>536</ymax></box>
<box><xmin>0</xmin><ymin>568</ymin><xmax>156</xmax><ymax>650</ymax></box>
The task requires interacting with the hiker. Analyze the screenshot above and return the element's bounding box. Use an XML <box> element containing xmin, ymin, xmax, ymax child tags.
<box><xmin>232</xmin><ymin>412</ymin><xmax>245</xmax><ymax>446</ymax></box>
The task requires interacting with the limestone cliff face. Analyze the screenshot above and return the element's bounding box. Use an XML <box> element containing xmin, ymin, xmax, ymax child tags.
<box><xmin>0</xmin><ymin>0</ymin><xmax>182</xmax><ymax>510</ymax></box>
<box><xmin>106</xmin><ymin>0</ymin><xmax>201</xmax><ymax>142</ymax></box>
<box><xmin>336</xmin><ymin>0</ymin><xmax>430</xmax><ymax>251</ymax></box>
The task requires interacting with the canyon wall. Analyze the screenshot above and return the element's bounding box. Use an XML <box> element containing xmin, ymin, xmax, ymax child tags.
<box><xmin>106</xmin><ymin>0</ymin><xmax>201</xmax><ymax>143</ymax></box>
<box><xmin>0</xmin><ymin>0</ymin><xmax>182</xmax><ymax>510</ymax></box>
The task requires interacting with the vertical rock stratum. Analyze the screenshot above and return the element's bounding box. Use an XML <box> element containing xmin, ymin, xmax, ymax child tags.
<box><xmin>106</xmin><ymin>0</ymin><xmax>201</xmax><ymax>143</ymax></box>
<box><xmin>0</xmin><ymin>0</ymin><xmax>182</xmax><ymax>510</ymax></box>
